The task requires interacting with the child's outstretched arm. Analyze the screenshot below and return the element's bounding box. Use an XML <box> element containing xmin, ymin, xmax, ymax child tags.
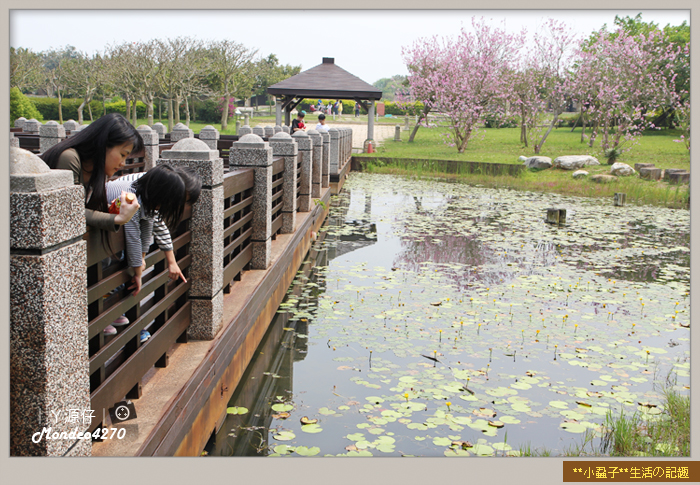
<box><xmin>152</xmin><ymin>216</ymin><xmax>186</xmax><ymax>282</ymax></box>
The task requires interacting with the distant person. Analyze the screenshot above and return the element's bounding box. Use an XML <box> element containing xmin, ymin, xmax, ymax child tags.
<box><xmin>315</xmin><ymin>113</ymin><xmax>330</xmax><ymax>132</ymax></box>
<box><xmin>355</xmin><ymin>102</ymin><xmax>361</xmax><ymax>117</ymax></box>
<box><xmin>338</xmin><ymin>100</ymin><xmax>343</xmax><ymax>117</ymax></box>
<box><xmin>291</xmin><ymin>111</ymin><xmax>307</xmax><ymax>133</ymax></box>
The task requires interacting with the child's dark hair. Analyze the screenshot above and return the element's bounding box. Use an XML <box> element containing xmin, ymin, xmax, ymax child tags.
<box><xmin>174</xmin><ymin>166</ymin><xmax>202</xmax><ymax>205</ymax></box>
<box><xmin>40</xmin><ymin>113</ymin><xmax>144</xmax><ymax>213</ymax></box>
<box><xmin>318</xmin><ymin>113</ymin><xmax>326</xmax><ymax>121</ymax></box>
<box><xmin>134</xmin><ymin>164</ymin><xmax>186</xmax><ymax>231</ymax></box>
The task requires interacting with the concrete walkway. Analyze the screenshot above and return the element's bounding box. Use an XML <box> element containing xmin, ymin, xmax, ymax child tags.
<box><xmin>259</xmin><ymin>120</ymin><xmax>398</xmax><ymax>149</ymax></box>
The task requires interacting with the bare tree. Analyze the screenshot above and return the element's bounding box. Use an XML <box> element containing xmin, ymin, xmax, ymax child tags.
<box><xmin>41</xmin><ymin>47</ymin><xmax>79</xmax><ymax>123</ymax></box>
<box><xmin>206</xmin><ymin>39</ymin><xmax>258</xmax><ymax>130</ymax></box>
<box><xmin>10</xmin><ymin>47</ymin><xmax>43</xmax><ymax>91</ymax></box>
<box><xmin>63</xmin><ymin>52</ymin><xmax>107</xmax><ymax>124</ymax></box>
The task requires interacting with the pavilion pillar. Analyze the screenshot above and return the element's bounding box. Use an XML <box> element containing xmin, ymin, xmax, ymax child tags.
<box><xmin>275</xmin><ymin>98</ymin><xmax>283</xmax><ymax>127</ymax></box>
<box><xmin>367</xmin><ymin>100</ymin><xmax>375</xmax><ymax>144</ymax></box>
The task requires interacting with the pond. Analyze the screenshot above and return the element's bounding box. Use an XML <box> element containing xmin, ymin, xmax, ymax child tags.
<box><xmin>205</xmin><ymin>173</ymin><xmax>690</xmax><ymax>457</ymax></box>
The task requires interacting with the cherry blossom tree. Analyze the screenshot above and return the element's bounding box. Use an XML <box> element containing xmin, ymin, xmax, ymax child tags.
<box><xmin>403</xmin><ymin>18</ymin><xmax>525</xmax><ymax>153</ymax></box>
<box><xmin>571</xmin><ymin>28</ymin><xmax>683</xmax><ymax>161</ymax></box>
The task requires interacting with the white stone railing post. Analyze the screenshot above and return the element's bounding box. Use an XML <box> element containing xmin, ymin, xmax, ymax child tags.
<box><xmin>39</xmin><ymin>121</ymin><xmax>66</xmax><ymax>154</ymax></box>
<box><xmin>160</xmin><ymin>139</ymin><xmax>225</xmax><ymax>340</ymax></box>
<box><xmin>63</xmin><ymin>119</ymin><xmax>79</xmax><ymax>134</ymax></box>
<box><xmin>152</xmin><ymin>122</ymin><xmax>166</xmax><ymax>140</ymax></box>
<box><xmin>264</xmin><ymin>126</ymin><xmax>274</xmax><ymax>138</ymax></box>
<box><xmin>252</xmin><ymin>126</ymin><xmax>264</xmax><ymax>137</ymax></box>
<box><xmin>10</xmin><ymin>147</ymin><xmax>91</xmax><ymax>456</ymax></box>
<box><xmin>238</xmin><ymin>125</ymin><xmax>252</xmax><ymax>136</ymax></box>
<box><xmin>293</xmin><ymin>131</ymin><xmax>312</xmax><ymax>212</ymax></box>
<box><xmin>321</xmin><ymin>131</ymin><xmax>330</xmax><ymax>188</ymax></box>
<box><xmin>269</xmin><ymin>132</ymin><xmax>298</xmax><ymax>233</ymax></box>
<box><xmin>329</xmin><ymin>128</ymin><xmax>340</xmax><ymax>177</ymax></box>
<box><xmin>14</xmin><ymin>117</ymin><xmax>27</xmax><ymax>130</ymax></box>
<box><xmin>308</xmin><ymin>130</ymin><xmax>322</xmax><ymax>198</ymax></box>
<box><xmin>170</xmin><ymin>123</ymin><xmax>194</xmax><ymax>143</ymax></box>
<box><xmin>137</xmin><ymin>125</ymin><xmax>160</xmax><ymax>171</ymax></box>
<box><xmin>10</xmin><ymin>132</ymin><xmax>19</xmax><ymax>148</ymax></box>
<box><xmin>23</xmin><ymin>118</ymin><xmax>42</xmax><ymax>135</ymax></box>
<box><xmin>230</xmin><ymin>134</ymin><xmax>273</xmax><ymax>269</ymax></box>
<box><xmin>199</xmin><ymin>125</ymin><xmax>220</xmax><ymax>151</ymax></box>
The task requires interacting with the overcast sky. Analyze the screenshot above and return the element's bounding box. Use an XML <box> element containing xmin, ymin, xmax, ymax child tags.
<box><xmin>10</xmin><ymin>9</ymin><xmax>690</xmax><ymax>85</ymax></box>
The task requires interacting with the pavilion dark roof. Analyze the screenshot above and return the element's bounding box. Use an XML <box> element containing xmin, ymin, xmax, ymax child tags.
<box><xmin>267</xmin><ymin>58</ymin><xmax>382</xmax><ymax>100</ymax></box>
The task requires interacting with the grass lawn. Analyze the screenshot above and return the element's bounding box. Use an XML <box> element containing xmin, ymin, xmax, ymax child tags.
<box><xmin>363</xmin><ymin>124</ymin><xmax>689</xmax><ymax>169</ymax></box>
<box><xmin>356</xmin><ymin>124</ymin><xmax>690</xmax><ymax>209</ymax></box>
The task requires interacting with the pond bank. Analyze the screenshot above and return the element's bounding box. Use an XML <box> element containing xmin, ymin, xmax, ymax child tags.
<box><xmin>354</xmin><ymin>156</ymin><xmax>689</xmax><ymax>209</ymax></box>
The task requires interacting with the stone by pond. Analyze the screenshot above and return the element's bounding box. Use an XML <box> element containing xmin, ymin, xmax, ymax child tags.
<box><xmin>207</xmin><ymin>173</ymin><xmax>689</xmax><ymax>457</ymax></box>
<box><xmin>554</xmin><ymin>155</ymin><xmax>601</xmax><ymax>170</ymax></box>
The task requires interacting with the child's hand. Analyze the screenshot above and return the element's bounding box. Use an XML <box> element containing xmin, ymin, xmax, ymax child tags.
<box><xmin>128</xmin><ymin>263</ymin><xmax>144</xmax><ymax>295</ymax></box>
<box><xmin>128</xmin><ymin>274</ymin><xmax>142</xmax><ymax>296</ymax></box>
<box><xmin>168</xmin><ymin>261</ymin><xmax>187</xmax><ymax>283</ymax></box>
<box><xmin>114</xmin><ymin>191</ymin><xmax>140</xmax><ymax>225</ymax></box>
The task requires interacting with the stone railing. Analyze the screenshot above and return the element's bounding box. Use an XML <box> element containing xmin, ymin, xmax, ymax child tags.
<box><xmin>10</xmin><ymin>121</ymin><xmax>348</xmax><ymax>455</ymax></box>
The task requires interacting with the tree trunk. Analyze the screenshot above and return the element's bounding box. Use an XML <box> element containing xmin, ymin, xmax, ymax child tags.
<box><xmin>57</xmin><ymin>89</ymin><xmax>63</xmax><ymax>124</ymax></box>
<box><xmin>535</xmin><ymin>108</ymin><xmax>563</xmax><ymax>154</ymax></box>
<box><xmin>132</xmin><ymin>98</ymin><xmax>137</xmax><ymax>126</ymax></box>
<box><xmin>456</xmin><ymin>128</ymin><xmax>471</xmax><ymax>153</ymax></box>
<box><xmin>191</xmin><ymin>95</ymin><xmax>196</xmax><ymax>123</ymax></box>
<box><xmin>167</xmin><ymin>98</ymin><xmax>174</xmax><ymax>132</ymax></box>
<box><xmin>408</xmin><ymin>105</ymin><xmax>431</xmax><ymax>143</ymax></box>
<box><xmin>184</xmin><ymin>95</ymin><xmax>190</xmax><ymax>126</ymax></box>
<box><xmin>77</xmin><ymin>100</ymin><xmax>85</xmax><ymax>125</ymax></box>
<box><xmin>173</xmin><ymin>95</ymin><xmax>181</xmax><ymax>124</ymax></box>
<box><xmin>125</xmin><ymin>92</ymin><xmax>131</xmax><ymax>122</ymax></box>
<box><xmin>520</xmin><ymin>106</ymin><xmax>527</xmax><ymax>146</ymax></box>
<box><xmin>88</xmin><ymin>102</ymin><xmax>93</xmax><ymax>122</ymax></box>
<box><xmin>220</xmin><ymin>93</ymin><xmax>230</xmax><ymax>131</ymax></box>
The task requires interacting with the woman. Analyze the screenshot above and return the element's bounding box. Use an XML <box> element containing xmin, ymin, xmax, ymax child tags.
<box><xmin>40</xmin><ymin>113</ymin><xmax>143</xmax><ymax>231</ymax></box>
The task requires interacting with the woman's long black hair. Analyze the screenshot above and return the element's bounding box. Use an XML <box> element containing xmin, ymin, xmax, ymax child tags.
<box><xmin>40</xmin><ymin>113</ymin><xmax>144</xmax><ymax>213</ymax></box>
<box><xmin>133</xmin><ymin>164</ymin><xmax>188</xmax><ymax>232</ymax></box>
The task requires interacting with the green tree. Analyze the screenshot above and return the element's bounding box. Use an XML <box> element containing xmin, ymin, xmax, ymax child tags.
<box><xmin>10</xmin><ymin>87</ymin><xmax>43</xmax><ymax>123</ymax></box>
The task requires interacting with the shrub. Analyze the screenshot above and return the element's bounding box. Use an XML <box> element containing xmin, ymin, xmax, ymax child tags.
<box><xmin>30</xmin><ymin>96</ymin><xmax>149</xmax><ymax>122</ymax></box>
<box><xmin>10</xmin><ymin>87</ymin><xmax>43</xmax><ymax>123</ymax></box>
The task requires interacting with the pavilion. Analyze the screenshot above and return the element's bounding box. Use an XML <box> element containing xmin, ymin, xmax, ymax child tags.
<box><xmin>267</xmin><ymin>57</ymin><xmax>383</xmax><ymax>142</ymax></box>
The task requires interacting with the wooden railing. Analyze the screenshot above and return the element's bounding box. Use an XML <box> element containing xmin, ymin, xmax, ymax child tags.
<box><xmin>15</xmin><ymin>133</ymin><xmax>40</xmax><ymax>153</ymax></box>
<box><xmin>296</xmin><ymin>151</ymin><xmax>302</xmax><ymax>211</ymax></box>
<box><xmin>85</xmin><ymin>207</ymin><xmax>192</xmax><ymax>432</ymax></box>
<box><xmin>271</xmin><ymin>157</ymin><xmax>284</xmax><ymax>237</ymax></box>
<box><xmin>222</xmin><ymin>168</ymin><xmax>254</xmax><ymax>293</ymax></box>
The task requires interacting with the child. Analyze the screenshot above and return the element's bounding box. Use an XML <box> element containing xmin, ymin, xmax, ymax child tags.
<box><xmin>315</xmin><ymin>113</ymin><xmax>330</xmax><ymax>132</ymax></box>
<box><xmin>106</xmin><ymin>165</ymin><xmax>201</xmax><ymax>341</ymax></box>
<box><xmin>291</xmin><ymin>110</ymin><xmax>306</xmax><ymax>133</ymax></box>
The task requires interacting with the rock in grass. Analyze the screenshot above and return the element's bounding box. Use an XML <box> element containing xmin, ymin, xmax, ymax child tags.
<box><xmin>610</xmin><ymin>162</ymin><xmax>635</xmax><ymax>176</ymax></box>
<box><xmin>639</xmin><ymin>167</ymin><xmax>662</xmax><ymax>180</ymax></box>
<box><xmin>663</xmin><ymin>168</ymin><xmax>688</xmax><ymax>181</ymax></box>
<box><xmin>553</xmin><ymin>155</ymin><xmax>600</xmax><ymax>170</ymax></box>
<box><xmin>572</xmin><ymin>170</ymin><xmax>589</xmax><ymax>179</ymax></box>
<box><xmin>635</xmin><ymin>163</ymin><xmax>655</xmax><ymax>171</ymax></box>
<box><xmin>591</xmin><ymin>174</ymin><xmax>617</xmax><ymax>184</ymax></box>
<box><xmin>524</xmin><ymin>156</ymin><xmax>552</xmax><ymax>170</ymax></box>
<box><xmin>518</xmin><ymin>156</ymin><xmax>528</xmax><ymax>162</ymax></box>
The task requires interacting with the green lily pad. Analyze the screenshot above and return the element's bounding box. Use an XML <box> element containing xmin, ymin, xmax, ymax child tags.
<box><xmin>295</xmin><ymin>446</ymin><xmax>321</xmax><ymax>456</ymax></box>
<box><xmin>272</xmin><ymin>430</ymin><xmax>296</xmax><ymax>441</ymax></box>
<box><xmin>433</xmin><ymin>437</ymin><xmax>452</xmax><ymax>446</ymax></box>
<box><xmin>271</xmin><ymin>403</ymin><xmax>293</xmax><ymax>412</ymax></box>
<box><xmin>226</xmin><ymin>406</ymin><xmax>249</xmax><ymax>415</ymax></box>
<box><xmin>301</xmin><ymin>424</ymin><xmax>323</xmax><ymax>434</ymax></box>
<box><xmin>560</xmin><ymin>422</ymin><xmax>587</xmax><ymax>433</ymax></box>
